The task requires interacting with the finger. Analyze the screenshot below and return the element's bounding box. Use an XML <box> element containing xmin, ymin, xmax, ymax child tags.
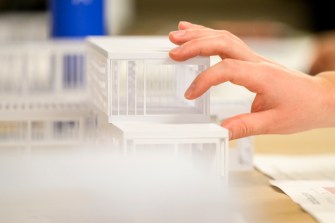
<box><xmin>184</xmin><ymin>59</ymin><xmax>267</xmax><ymax>99</ymax></box>
<box><xmin>221</xmin><ymin>111</ymin><xmax>274</xmax><ymax>139</ymax></box>
<box><xmin>169</xmin><ymin>35</ymin><xmax>263</xmax><ymax>63</ymax></box>
<box><xmin>169</xmin><ymin>28</ymin><xmax>247</xmax><ymax>47</ymax></box>
<box><xmin>178</xmin><ymin>21</ymin><xmax>209</xmax><ymax>30</ymax></box>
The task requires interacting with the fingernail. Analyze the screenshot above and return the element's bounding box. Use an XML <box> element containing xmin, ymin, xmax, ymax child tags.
<box><xmin>180</xmin><ymin>21</ymin><xmax>192</xmax><ymax>26</ymax></box>
<box><xmin>170</xmin><ymin>46</ymin><xmax>182</xmax><ymax>54</ymax></box>
<box><xmin>185</xmin><ymin>83</ymin><xmax>196</xmax><ymax>99</ymax></box>
<box><xmin>229</xmin><ymin>131</ymin><xmax>233</xmax><ymax>139</ymax></box>
<box><xmin>171</xmin><ymin>30</ymin><xmax>186</xmax><ymax>37</ymax></box>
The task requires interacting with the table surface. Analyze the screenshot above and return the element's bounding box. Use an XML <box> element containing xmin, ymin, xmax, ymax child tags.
<box><xmin>233</xmin><ymin>127</ymin><xmax>335</xmax><ymax>223</ymax></box>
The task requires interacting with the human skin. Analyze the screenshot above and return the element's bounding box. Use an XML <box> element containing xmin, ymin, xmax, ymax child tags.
<box><xmin>169</xmin><ymin>21</ymin><xmax>335</xmax><ymax>140</ymax></box>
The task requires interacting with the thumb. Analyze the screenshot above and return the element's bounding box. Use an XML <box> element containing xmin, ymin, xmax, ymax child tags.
<box><xmin>221</xmin><ymin>111</ymin><xmax>273</xmax><ymax>140</ymax></box>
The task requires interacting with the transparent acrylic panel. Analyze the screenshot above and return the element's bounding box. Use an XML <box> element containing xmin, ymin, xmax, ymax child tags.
<box><xmin>111</xmin><ymin>60</ymin><xmax>119</xmax><ymax>116</ymax></box>
<box><xmin>135</xmin><ymin>61</ymin><xmax>145</xmax><ymax>115</ymax></box>
<box><xmin>127</xmin><ymin>61</ymin><xmax>136</xmax><ymax>115</ymax></box>
<box><xmin>0</xmin><ymin>41</ymin><xmax>85</xmax><ymax>97</ymax></box>
<box><xmin>27</xmin><ymin>50</ymin><xmax>52</xmax><ymax>93</ymax></box>
<box><xmin>52</xmin><ymin>120</ymin><xmax>79</xmax><ymax>140</ymax></box>
<box><xmin>110</xmin><ymin>60</ymin><xmax>207</xmax><ymax>116</ymax></box>
<box><xmin>118</xmin><ymin>61</ymin><xmax>128</xmax><ymax>115</ymax></box>
<box><xmin>134</xmin><ymin>144</ymin><xmax>176</xmax><ymax>156</ymax></box>
<box><xmin>0</xmin><ymin>121</ymin><xmax>28</xmax><ymax>143</ymax></box>
<box><xmin>132</xmin><ymin>143</ymin><xmax>217</xmax><ymax>173</ymax></box>
<box><xmin>31</xmin><ymin>121</ymin><xmax>47</xmax><ymax>141</ymax></box>
<box><xmin>0</xmin><ymin>50</ymin><xmax>24</xmax><ymax>94</ymax></box>
<box><xmin>62</xmin><ymin>54</ymin><xmax>85</xmax><ymax>90</ymax></box>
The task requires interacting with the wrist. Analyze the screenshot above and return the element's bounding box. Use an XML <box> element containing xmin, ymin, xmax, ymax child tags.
<box><xmin>315</xmin><ymin>71</ymin><xmax>335</xmax><ymax>127</ymax></box>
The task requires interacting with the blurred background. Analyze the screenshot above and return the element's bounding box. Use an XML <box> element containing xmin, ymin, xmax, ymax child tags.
<box><xmin>0</xmin><ymin>0</ymin><xmax>334</xmax><ymax>37</ymax></box>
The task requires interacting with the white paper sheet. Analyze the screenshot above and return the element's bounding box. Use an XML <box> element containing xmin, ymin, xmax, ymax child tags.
<box><xmin>254</xmin><ymin>154</ymin><xmax>335</xmax><ymax>180</ymax></box>
<box><xmin>270</xmin><ymin>180</ymin><xmax>335</xmax><ymax>223</ymax></box>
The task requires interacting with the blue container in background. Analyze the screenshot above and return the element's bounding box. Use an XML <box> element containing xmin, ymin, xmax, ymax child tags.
<box><xmin>49</xmin><ymin>0</ymin><xmax>107</xmax><ymax>38</ymax></box>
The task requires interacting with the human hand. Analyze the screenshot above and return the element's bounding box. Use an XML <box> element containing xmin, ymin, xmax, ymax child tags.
<box><xmin>169</xmin><ymin>21</ymin><xmax>335</xmax><ymax>140</ymax></box>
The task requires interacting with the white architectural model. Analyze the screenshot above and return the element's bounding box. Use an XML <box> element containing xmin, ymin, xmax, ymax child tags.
<box><xmin>87</xmin><ymin>36</ymin><xmax>229</xmax><ymax>179</ymax></box>
<box><xmin>87</xmin><ymin>36</ymin><xmax>210</xmax><ymax>123</ymax></box>
<box><xmin>0</xmin><ymin>40</ymin><xmax>93</xmax><ymax>148</ymax></box>
<box><xmin>0</xmin><ymin>100</ymin><xmax>93</xmax><ymax>148</ymax></box>
<box><xmin>0</xmin><ymin>40</ymin><xmax>86</xmax><ymax>97</ymax></box>
<box><xmin>211</xmin><ymin>82</ymin><xmax>254</xmax><ymax>171</ymax></box>
<box><xmin>0</xmin><ymin>36</ymin><xmax>253</xmax><ymax>180</ymax></box>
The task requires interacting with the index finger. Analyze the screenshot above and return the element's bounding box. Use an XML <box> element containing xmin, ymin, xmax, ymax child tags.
<box><xmin>178</xmin><ymin>21</ymin><xmax>210</xmax><ymax>30</ymax></box>
<box><xmin>185</xmin><ymin>59</ymin><xmax>268</xmax><ymax>99</ymax></box>
<box><xmin>169</xmin><ymin>35</ymin><xmax>263</xmax><ymax>63</ymax></box>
